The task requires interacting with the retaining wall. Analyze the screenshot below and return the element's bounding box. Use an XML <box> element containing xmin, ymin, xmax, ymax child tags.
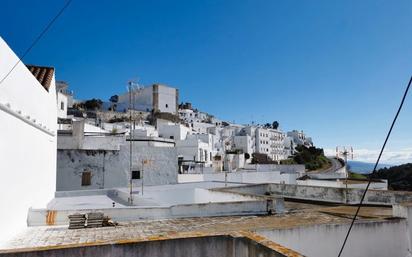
<box><xmin>0</xmin><ymin>234</ymin><xmax>302</xmax><ymax>257</ymax></box>
<box><xmin>256</xmin><ymin>219</ymin><xmax>408</xmax><ymax>257</ymax></box>
<box><xmin>268</xmin><ymin>183</ymin><xmax>412</xmax><ymax>205</ymax></box>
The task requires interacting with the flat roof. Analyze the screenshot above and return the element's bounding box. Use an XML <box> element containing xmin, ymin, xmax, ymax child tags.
<box><xmin>2</xmin><ymin>202</ymin><xmax>393</xmax><ymax>251</ymax></box>
<box><xmin>50</xmin><ymin>182</ymin><xmax>251</xmax><ymax>210</ymax></box>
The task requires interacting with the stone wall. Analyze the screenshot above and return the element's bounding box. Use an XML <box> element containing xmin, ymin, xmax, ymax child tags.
<box><xmin>268</xmin><ymin>183</ymin><xmax>412</xmax><ymax>205</ymax></box>
<box><xmin>56</xmin><ymin>143</ymin><xmax>178</xmax><ymax>191</ymax></box>
<box><xmin>0</xmin><ymin>234</ymin><xmax>298</xmax><ymax>257</ymax></box>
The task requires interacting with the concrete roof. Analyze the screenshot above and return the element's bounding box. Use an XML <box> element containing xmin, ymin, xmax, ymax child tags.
<box><xmin>50</xmin><ymin>182</ymin><xmax>250</xmax><ymax>210</ymax></box>
<box><xmin>2</xmin><ymin>203</ymin><xmax>393</xmax><ymax>252</ymax></box>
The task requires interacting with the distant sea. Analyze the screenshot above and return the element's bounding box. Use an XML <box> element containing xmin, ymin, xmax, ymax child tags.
<box><xmin>347</xmin><ymin>161</ymin><xmax>392</xmax><ymax>174</ymax></box>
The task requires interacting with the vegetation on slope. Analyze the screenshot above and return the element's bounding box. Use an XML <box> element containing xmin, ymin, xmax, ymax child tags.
<box><xmin>279</xmin><ymin>145</ymin><xmax>331</xmax><ymax>171</ymax></box>
<box><xmin>251</xmin><ymin>153</ymin><xmax>278</xmax><ymax>164</ymax></box>
<box><xmin>292</xmin><ymin>145</ymin><xmax>331</xmax><ymax>170</ymax></box>
<box><xmin>369</xmin><ymin>163</ymin><xmax>412</xmax><ymax>191</ymax></box>
<box><xmin>73</xmin><ymin>98</ymin><xmax>103</xmax><ymax>111</ymax></box>
<box><xmin>348</xmin><ymin>172</ymin><xmax>367</xmax><ymax>180</ymax></box>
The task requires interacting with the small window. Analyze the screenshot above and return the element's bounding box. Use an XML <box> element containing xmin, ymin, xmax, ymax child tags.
<box><xmin>60</xmin><ymin>102</ymin><xmax>65</xmax><ymax>110</ymax></box>
<box><xmin>81</xmin><ymin>171</ymin><xmax>91</xmax><ymax>186</ymax></box>
<box><xmin>170</xmin><ymin>136</ymin><xmax>174</xmax><ymax>139</ymax></box>
<box><xmin>132</xmin><ymin>170</ymin><xmax>141</xmax><ymax>179</ymax></box>
<box><xmin>165</xmin><ymin>104</ymin><xmax>168</xmax><ymax>108</ymax></box>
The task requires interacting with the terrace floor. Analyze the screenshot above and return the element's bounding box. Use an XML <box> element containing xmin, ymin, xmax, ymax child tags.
<box><xmin>2</xmin><ymin>201</ymin><xmax>393</xmax><ymax>251</ymax></box>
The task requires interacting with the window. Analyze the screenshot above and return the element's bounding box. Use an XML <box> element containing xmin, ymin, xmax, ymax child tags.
<box><xmin>170</xmin><ymin>136</ymin><xmax>174</xmax><ymax>139</ymax></box>
<box><xmin>60</xmin><ymin>101</ymin><xmax>64</xmax><ymax>110</ymax></box>
<box><xmin>165</xmin><ymin>104</ymin><xmax>169</xmax><ymax>108</ymax></box>
<box><xmin>132</xmin><ymin>170</ymin><xmax>141</xmax><ymax>179</ymax></box>
<box><xmin>81</xmin><ymin>171</ymin><xmax>91</xmax><ymax>186</ymax></box>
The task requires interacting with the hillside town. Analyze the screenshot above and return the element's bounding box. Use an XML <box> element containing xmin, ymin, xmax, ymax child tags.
<box><xmin>1</xmin><ymin>13</ymin><xmax>412</xmax><ymax>257</ymax></box>
<box><xmin>55</xmin><ymin>80</ymin><xmax>316</xmax><ymax>189</ymax></box>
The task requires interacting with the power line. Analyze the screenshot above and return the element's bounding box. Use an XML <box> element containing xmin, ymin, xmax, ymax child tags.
<box><xmin>337</xmin><ymin>76</ymin><xmax>412</xmax><ymax>257</ymax></box>
<box><xmin>0</xmin><ymin>0</ymin><xmax>73</xmax><ymax>85</ymax></box>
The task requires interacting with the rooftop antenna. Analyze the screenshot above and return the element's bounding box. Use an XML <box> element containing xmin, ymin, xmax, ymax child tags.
<box><xmin>336</xmin><ymin>146</ymin><xmax>354</xmax><ymax>203</ymax></box>
<box><xmin>127</xmin><ymin>79</ymin><xmax>141</xmax><ymax>205</ymax></box>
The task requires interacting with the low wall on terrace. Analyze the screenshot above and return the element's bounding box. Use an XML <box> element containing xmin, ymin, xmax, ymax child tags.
<box><xmin>28</xmin><ymin>199</ymin><xmax>282</xmax><ymax>226</ymax></box>
<box><xmin>256</xmin><ymin>219</ymin><xmax>408</xmax><ymax>257</ymax></box>
<box><xmin>0</xmin><ymin>234</ymin><xmax>303</xmax><ymax>257</ymax></box>
<box><xmin>268</xmin><ymin>183</ymin><xmax>412</xmax><ymax>205</ymax></box>
<box><xmin>219</xmin><ymin>183</ymin><xmax>412</xmax><ymax>206</ymax></box>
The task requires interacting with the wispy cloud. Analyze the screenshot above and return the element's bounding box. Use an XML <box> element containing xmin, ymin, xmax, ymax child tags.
<box><xmin>324</xmin><ymin>148</ymin><xmax>412</xmax><ymax>165</ymax></box>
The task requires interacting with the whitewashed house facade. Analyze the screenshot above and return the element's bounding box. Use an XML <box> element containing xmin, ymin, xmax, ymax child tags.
<box><xmin>0</xmin><ymin>37</ymin><xmax>57</xmax><ymax>243</ymax></box>
<box><xmin>117</xmin><ymin>84</ymin><xmax>179</xmax><ymax>114</ymax></box>
<box><xmin>256</xmin><ymin>127</ymin><xmax>287</xmax><ymax>161</ymax></box>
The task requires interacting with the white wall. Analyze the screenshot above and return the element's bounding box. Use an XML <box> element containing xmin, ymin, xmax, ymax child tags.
<box><xmin>158</xmin><ymin>121</ymin><xmax>190</xmax><ymax>140</ymax></box>
<box><xmin>57</xmin><ymin>142</ymin><xmax>178</xmax><ymax>191</ymax></box>
<box><xmin>0</xmin><ymin>37</ymin><xmax>57</xmax><ymax>245</ymax></box>
<box><xmin>117</xmin><ymin>86</ymin><xmax>153</xmax><ymax>112</ymax></box>
<box><xmin>178</xmin><ymin>171</ymin><xmax>291</xmax><ymax>184</ymax></box>
<box><xmin>191</xmin><ymin>121</ymin><xmax>215</xmax><ymax>134</ymax></box>
<box><xmin>176</xmin><ymin>138</ymin><xmax>212</xmax><ymax>166</ymax></box>
<box><xmin>297</xmin><ymin>179</ymin><xmax>388</xmax><ymax>190</ymax></box>
<box><xmin>257</xmin><ymin>220</ymin><xmax>408</xmax><ymax>257</ymax></box>
<box><xmin>233</xmin><ymin>135</ymin><xmax>254</xmax><ymax>155</ymax></box>
<box><xmin>155</xmin><ymin>84</ymin><xmax>177</xmax><ymax>114</ymax></box>
<box><xmin>56</xmin><ymin>92</ymin><xmax>67</xmax><ymax>118</ymax></box>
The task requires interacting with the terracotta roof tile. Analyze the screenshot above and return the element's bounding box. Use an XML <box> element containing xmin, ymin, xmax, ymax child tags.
<box><xmin>26</xmin><ymin>65</ymin><xmax>54</xmax><ymax>92</ymax></box>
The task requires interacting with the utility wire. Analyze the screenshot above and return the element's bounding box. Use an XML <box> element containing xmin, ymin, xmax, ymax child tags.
<box><xmin>337</xmin><ymin>76</ymin><xmax>412</xmax><ymax>257</ymax></box>
<box><xmin>0</xmin><ymin>0</ymin><xmax>73</xmax><ymax>85</ymax></box>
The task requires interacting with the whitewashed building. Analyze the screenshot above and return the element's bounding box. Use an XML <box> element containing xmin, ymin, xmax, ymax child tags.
<box><xmin>56</xmin><ymin>119</ymin><xmax>178</xmax><ymax>191</ymax></box>
<box><xmin>55</xmin><ymin>81</ymin><xmax>74</xmax><ymax>119</ymax></box>
<box><xmin>256</xmin><ymin>127</ymin><xmax>287</xmax><ymax>161</ymax></box>
<box><xmin>287</xmin><ymin>130</ymin><xmax>313</xmax><ymax>147</ymax></box>
<box><xmin>157</xmin><ymin>119</ymin><xmax>190</xmax><ymax>140</ymax></box>
<box><xmin>0</xmin><ymin>37</ymin><xmax>57</xmax><ymax>244</ymax></box>
<box><xmin>175</xmin><ymin>134</ymin><xmax>213</xmax><ymax>167</ymax></box>
<box><xmin>56</xmin><ymin>90</ymin><xmax>68</xmax><ymax>119</ymax></box>
<box><xmin>117</xmin><ymin>84</ymin><xmax>178</xmax><ymax>114</ymax></box>
<box><xmin>233</xmin><ymin>135</ymin><xmax>254</xmax><ymax>157</ymax></box>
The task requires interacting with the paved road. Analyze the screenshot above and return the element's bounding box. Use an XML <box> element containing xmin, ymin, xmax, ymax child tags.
<box><xmin>307</xmin><ymin>157</ymin><xmax>346</xmax><ymax>179</ymax></box>
<box><xmin>323</xmin><ymin>158</ymin><xmax>343</xmax><ymax>173</ymax></box>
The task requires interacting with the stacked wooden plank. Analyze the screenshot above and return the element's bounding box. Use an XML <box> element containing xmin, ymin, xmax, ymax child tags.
<box><xmin>86</xmin><ymin>212</ymin><xmax>104</xmax><ymax>228</ymax></box>
<box><xmin>68</xmin><ymin>213</ymin><xmax>86</xmax><ymax>229</ymax></box>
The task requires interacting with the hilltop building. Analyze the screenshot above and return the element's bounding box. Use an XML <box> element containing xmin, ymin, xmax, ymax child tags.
<box><xmin>287</xmin><ymin>130</ymin><xmax>313</xmax><ymax>148</ymax></box>
<box><xmin>117</xmin><ymin>84</ymin><xmax>178</xmax><ymax>114</ymax></box>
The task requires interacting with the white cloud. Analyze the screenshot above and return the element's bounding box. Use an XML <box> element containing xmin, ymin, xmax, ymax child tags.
<box><xmin>324</xmin><ymin>148</ymin><xmax>412</xmax><ymax>165</ymax></box>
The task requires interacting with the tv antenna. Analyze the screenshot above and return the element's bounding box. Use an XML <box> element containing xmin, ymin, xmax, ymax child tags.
<box><xmin>127</xmin><ymin>79</ymin><xmax>143</xmax><ymax>205</ymax></box>
<box><xmin>336</xmin><ymin>146</ymin><xmax>354</xmax><ymax>203</ymax></box>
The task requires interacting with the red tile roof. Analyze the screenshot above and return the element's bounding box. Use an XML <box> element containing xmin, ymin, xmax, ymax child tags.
<box><xmin>26</xmin><ymin>65</ymin><xmax>55</xmax><ymax>92</ymax></box>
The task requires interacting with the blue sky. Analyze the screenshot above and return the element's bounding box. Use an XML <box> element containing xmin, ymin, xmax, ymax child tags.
<box><xmin>1</xmin><ymin>0</ymin><xmax>412</xmax><ymax>163</ymax></box>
